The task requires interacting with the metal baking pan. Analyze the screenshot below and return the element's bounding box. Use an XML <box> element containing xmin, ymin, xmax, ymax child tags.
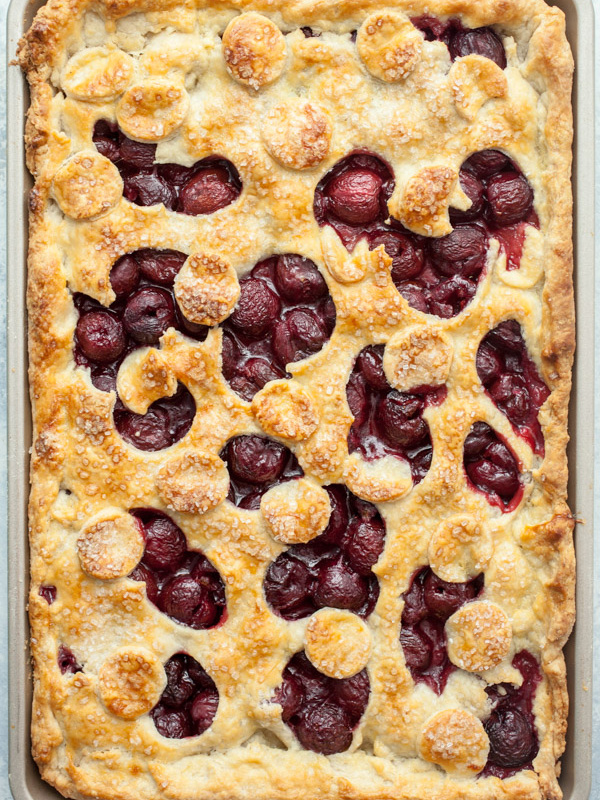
<box><xmin>6</xmin><ymin>0</ymin><xmax>595</xmax><ymax>797</ymax></box>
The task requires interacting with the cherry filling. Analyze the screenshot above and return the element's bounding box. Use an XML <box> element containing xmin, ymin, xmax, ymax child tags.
<box><xmin>313</xmin><ymin>152</ymin><xmax>395</xmax><ymax>251</ymax></box>
<box><xmin>221</xmin><ymin>255</ymin><xmax>335</xmax><ymax>402</ymax></box>
<box><xmin>481</xmin><ymin>651</ymin><xmax>541</xmax><ymax>777</ymax></box>
<box><xmin>39</xmin><ymin>585</ymin><xmax>57</xmax><ymax>604</ymax></box>
<box><xmin>274</xmin><ymin>651</ymin><xmax>370</xmax><ymax>754</ymax></box>
<box><xmin>113</xmin><ymin>383</ymin><xmax>196</xmax><ymax>451</ymax></box>
<box><xmin>58</xmin><ymin>644</ymin><xmax>83</xmax><ymax>675</ymax></box>
<box><xmin>346</xmin><ymin>345</ymin><xmax>445</xmax><ymax>483</ymax></box>
<box><xmin>221</xmin><ymin>434</ymin><xmax>303</xmax><ymax>510</ymax></box>
<box><xmin>93</xmin><ymin>121</ymin><xmax>241</xmax><ymax>215</ymax></box>
<box><xmin>463</xmin><ymin>422</ymin><xmax>522</xmax><ymax>511</ymax></box>
<box><xmin>400</xmin><ymin>567</ymin><xmax>483</xmax><ymax>694</ymax></box>
<box><xmin>411</xmin><ymin>16</ymin><xmax>506</xmax><ymax>69</ymax></box>
<box><xmin>151</xmin><ymin>653</ymin><xmax>219</xmax><ymax>739</ymax></box>
<box><xmin>264</xmin><ymin>485</ymin><xmax>383</xmax><ymax>620</ymax></box>
<box><xmin>314</xmin><ymin>151</ymin><xmax>536</xmax><ymax>318</ymax></box>
<box><xmin>128</xmin><ymin>509</ymin><xmax>226</xmax><ymax>629</ymax></box>
<box><xmin>477</xmin><ymin>320</ymin><xmax>550</xmax><ymax>456</ymax></box>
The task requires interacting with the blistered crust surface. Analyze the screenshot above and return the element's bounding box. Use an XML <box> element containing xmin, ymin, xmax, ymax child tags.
<box><xmin>18</xmin><ymin>1</ymin><xmax>573</xmax><ymax>800</ymax></box>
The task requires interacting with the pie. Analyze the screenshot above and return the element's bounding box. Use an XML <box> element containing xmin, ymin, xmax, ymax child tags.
<box><xmin>18</xmin><ymin>0</ymin><xmax>574</xmax><ymax>798</ymax></box>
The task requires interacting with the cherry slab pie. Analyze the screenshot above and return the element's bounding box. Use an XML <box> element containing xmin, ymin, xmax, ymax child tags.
<box><xmin>18</xmin><ymin>0</ymin><xmax>575</xmax><ymax>798</ymax></box>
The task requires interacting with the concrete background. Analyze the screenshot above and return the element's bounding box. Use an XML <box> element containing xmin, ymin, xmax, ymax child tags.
<box><xmin>0</xmin><ymin>1</ymin><xmax>597</xmax><ymax>797</ymax></box>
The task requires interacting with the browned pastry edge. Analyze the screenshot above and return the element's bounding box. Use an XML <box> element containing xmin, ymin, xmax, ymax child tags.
<box><xmin>18</xmin><ymin>1</ymin><xmax>574</xmax><ymax>799</ymax></box>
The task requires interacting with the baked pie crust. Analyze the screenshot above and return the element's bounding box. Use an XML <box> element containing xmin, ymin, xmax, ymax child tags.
<box><xmin>18</xmin><ymin>1</ymin><xmax>574</xmax><ymax>798</ymax></box>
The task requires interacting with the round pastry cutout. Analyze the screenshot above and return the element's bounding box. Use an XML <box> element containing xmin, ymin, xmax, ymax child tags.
<box><xmin>174</xmin><ymin>253</ymin><xmax>240</xmax><ymax>327</ymax></box>
<box><xmin>261</xmin><ymin>478</ymin><xmax>331</xmax><ymax>544</ymax></box>
<box><xmin>53</xmin><ymin>152</ymin><xmax>123</xmax><ymax>219</ymax></box>
<box><xmin>419</xmin><ymin>708</ymin><xmax>489</xmax><ymax>775</ymax></box>
<box><xmin>357</xmin><ymin>11</ymin><xmax>423</xmax><ymax>82</ymax></box>
<box><xmin>116</xmin><ymin>79</ymin><xmax>189</xmax><ymax>141</ymax></box>
<box><xmin>446</xmin><ymin>601</ymin><xmax>512</xmax><ymax>672</ymax></box>
<box><xmin>77</xmin><ymin>510</ymin><xmax>144</xmax><ymax>579</ymax></box>
<box><xmin>305</xmin><ymin>609</ymin><xmax>371</xmax><ymax>678</ymax></box>
<box><xmin>62</xmin><ymin>47</ymin><xmax>134</xmax><ymax>101</ymax></box>
<box><xmin>262</xmin><ymin>100</ymin><xmax>331</xmax><ymax>170</ymax></box>
<box><xmin>251</xmin><ymin>380</ymin><xmax>319</xmax><ymax>442</ymax></box>
<box><xmin>99</xmin><ymin>647</ymin><xmax>166</xmax><ymax>720</ymax></box>
<box><xmin>222</xmin><ymin>12</ymin><xmax>287</xmax><ymax>90</ymax></box>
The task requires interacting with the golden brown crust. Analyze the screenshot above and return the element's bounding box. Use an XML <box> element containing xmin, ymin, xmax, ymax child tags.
<box><xmin>19</xmin><ymin>1</ymin><xmax>574</xmax><ymax>799</ymax></box>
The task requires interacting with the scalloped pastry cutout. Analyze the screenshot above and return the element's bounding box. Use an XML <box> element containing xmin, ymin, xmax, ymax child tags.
<box><xmin>419</xmin><ymin>709</ymin><xmax>489</xmax><ymax>775</ymax></box>
<box><xmin>156</xmin><ymin>450</ymin><xmax>229</xmax><ymax>514</ymax></box>
<box><xmin>62</xmin><ymin>47</ymin><xmax>134</xmax><ymax>101</ymax></box>
<box><xmin>305</xmin><ymin>609</ymin><xmax>371</xmax><ymax>679</ymax></box>
<box><xmin>261</xmin><ymin>478</ymin><xmax>331</xmax><ymax>544</ymax></box>
<box><xmin>383</xmin><ymin>324</ymin><xmax>453</xmax><ymax>392</ymax></box>
<box><xmin>98</xmin><ymin>647</ymin><xmax>166</xmax><ymax>720</ymax></box>
<box><xmin>449</xmin><ymin>55</ymin><xmax>507</xmax><ymax>121</ymax></box>
<box><xmin>343</xmin><ymin>452</ymin><xmax>412</xmax><ymax>503</ymax></box>
<box><xmin>222</xmin><ymin>13</ymin><xmax>287</xmax><ymax>90</ymax></box>
<box><xmin>446</xmin><ymin>601</ymin><xmax>512</xmax><ymax>672</ymax></box>
<box><xmin>116</xmin><ymin>79</ymin><xmax>189</xmax><ymax>141</ymax></box>
<box><xmin>251</xmin><ymin>380</ymin><xmax>319</xmax><ymax>442</ymax></box>
<box><xmin>52</xmin><ymin>152</ymin><xmax>123</xmax><ymax>219</ymax></box>
<box><xmin>174</xmin><ymin>253</ymin><xmax>240</xmax><ymax>327</ymax></box>
<box><xmin>357</xmin><ymin>11</ymin><xmax>423</xmax><ymax>83</ymax></box>
<box><xmin>262</xmin><ymin>100</ymin><xmax>331</xmax><ymax>170</ymax></box>
<box><xmin>117</xmin><ymin>347</ymin><xmax>178</xmax><ymax>415</ymax></box>
<box><xmin>391</xmin><ymin>166</ymin><xmax>458</xmax><ymax>237</ymax></box>
<box><xmin>77</xmin><ymin>510</ymin><xmax>144</xmax><ymax>580</ymax></box>
<box><xmin>428</xmin><ymin>515</ymin><xmax>493</xmax><ymax>583</ymax></box>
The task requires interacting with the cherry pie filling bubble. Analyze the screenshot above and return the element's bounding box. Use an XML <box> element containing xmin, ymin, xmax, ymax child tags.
<box><xmin>151</xmin><ymin>653</ymin><xmax>219</xmax><ymax>739</ymax></box>
<box><xmin>400</xmin><ymin>567</ymin><xmax>484</xmax><ymax>694</ymax></box>
<box><xmin>74</xmin><ymin>248</ymin><xmax>205</xmax><ymax>450</ymax></box>
<box><xmin>463</xmin><ymin>421</ymin><xmax>523</xmax><ymax>511</ymax></box>
<box><xmin>58</xmin><ymin>644</ymin><xmax>83</xmax><ymax>675</ymax></box>
<box><xmin>221</xmin><ymin>434</ymin><xmax>303</xmax><ymax>510</ymax></box>
<box><xmin>93</xmin><ymin>120</ymin><xmax>241</xmax><ymax>214</ymax></box>
<box><xmin>477</xmin><ymin>320</ymin><xmax>550</xmax><ymax>456</ymax></box>
<box><xmin>273</xmin><ymin>651</ymin><xmax>370</xmax><ymax>754</ymax></box>
<box><xmin>346</xmin><ymin>345</ymin><xmax>446</xmax><ymax>483</ymax></box>
<box><xmin>481</xmin><ymin>650</ymin><xmax>541</xmax><ymax>777</ymax></box>
<box><xmin>128</xmin><ymin>509</ymin><xmax>226</xmax><ymax>629</ymax></box>
<box><xmin>39</xmin><ymin>585</ymin><xmax>57</xmax><ymax>604</ymax></box>
<box><xmin>264</xmin><ymin>485</ymin><xmax>383</xmax><ymax>620</ymax></box>
<box><xmin>314</xmin><ymin>150</ymin><xmax>536</xmax><ymax>318</ymax></box>
<box><xmin>410</xmin><ymin>16</ymin><xmax>507</xmax><ymax>69</ymax></box>
<box><xmin>220</xmin><ymin>255</ymin><xmax>335</xmax><ymax>402</ymax></box>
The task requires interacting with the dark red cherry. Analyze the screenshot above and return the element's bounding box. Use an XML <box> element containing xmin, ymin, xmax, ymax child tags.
<box><xmin>228</xmin><ymin>435</ymin><xmax>287</xmax><ymax>485</ymax></box>
<box><xmin>190</xmin><ymin>689</ymin><xmax>219</xmax><ymax>734</ymax></box>
<box><xmin>242</xmin><ymin>357</ymin><xmax>286</xmax><ymax>392</ymax></box>
<box><xmin>369</xmin><ymin>231</ymin><xmax>424</xmax><ymax>282</ymax></box>
<box><xmin>449</xmin><ymin>27</ymin><xmax>506</xmax><ymax>69</ymax></box>
<box><xmin>345</xmin><ymin>519</ymin><xmax>386</xmax><ymax>574</ymax></box>
<box><xmin>485</xmin><ymin>707</ymin><xmax>537</xmax><ymax>767</ymax></box>
<box><xmin>136</xmin><ymin>248</ymin><xmax>187</xmax><ymax>286</ymax></box>
<box><xmin>58</xmin><ymin>645</ymin><xmax>82</xmax><ymax>674</ymax></box>
<box><xmin>142</xmin><ymin>516</ymin><xmax>187</xmax><ymax>572</ymax></box>
<box><xmin>76</xmin><ymin>311</ymin><xmax>126</xmax><ymax>363</ymax></box>
<box><xmin>179</xmin><ymin>168</ymin><xmax>239</xmax><ymax>215</ymax></box>
<box><xmin>464</xmin><ymin>149</ymin><xmax>511</xmax><ymax>178</ymax></box>
<box><xmin>429</xmin><ymin>226</ymin><xmax>488</xmax><ymax>277</ymax></box>
<box><xmin>327</xmin><ymin>169</ymin><xmax>383</xmax><ymax>225</ymax></box>
<box><xmin>274</xmin><ymin>255</ymin><xmax>328</xmax><ymax>303</ymax></box>
<box><xmin>314</xmin><ymin>554</ymin><xmax>368</xmax><ymax>611</ymax></box>
<box><xmin>357</xmin><ymin>345</ymin><xmax>389</xmax><ymax>391</ymax></box>
<box><xmin>152</xmin><ymin>707</ymin><xmax>191</xmax><ymax>739</ymax></box>
<box><xmin>129</xmin><ymin>563</ymin><xmax>159</xmax><ymax>604</ymax></box>
<box><xmin>423</xmin><ymin>570</ymin><xmax>479</xmax><ymax>618</ymax></box>
<box><xmin>116</xmin><ymin>406</ymin><xmax>173</xmax><ymax>451</ymax></box>
<box><xmin>272</xmin><ymin>308</ymin><xmax>329</xmax><ymax>366</ymax></box>
<box><xmin>110</xmin><ymin>255</ymin><xmax>140</xmax><ymax>297</ymax></box>
<box><xmin>450</xmin><ymin>171</ymin><xmax>485</xmax><ymax>223</ymax></box>
<box><xmin>428</xmin><ymin>275</ymin><xmax>477</xmax><ymax>317</ymax></box>
<box><xmin>161</xmin><ymin>656</ymin><xmax>196</xmax><ymax>707</ymax></box>
<box><xmin>489</xmin><ymin>373</ymin><xmax>530</xmax><ymax>424</ymax></box>
<box><xmin>159</xmin><ymin>575</ymin><xmax>218</xmax><ymax>629</ymax></box>
<box><xmin>230</xmin><ymin>278</ymin><xmax>281</xmax><ymax>337</ymax></box>
<box><xmin>400</xmin><ymin>627</ymin><xmax>432</xmax><ymax>672</ymax></box>
<box><xmin>274</xmin><ymin>673</ymin><xmax>304</xmax><ymax>721</ymax></box>
<box><xmin>123</xmin><ymin>286</ymin><xmax>175</xmax><ymax>344</ymax></box>
<box><xmin>124</xmin><ymin>172</ymin><xmax>176</xmax><ymax>208</ymax></box>
<box><xmin>379</xmin><ymin>392</ymin><xmax>428</xmax><ymax>448</ymax></box>
<box><xmin>119</xmin><ymin>135</ymin><xmax>156</xmax><ymax>169</ymax></box>
<box><xmin>333</xmin><ymin>670</ymin><xmax>370</xmax><ymax>720</ymax></box>
<box><xmin>295</xmin><ymin>702</ymin><xmax>353</xmax><ymax>754</ymax></box>
<box><xmin>319</xmin><ymin>486</ymin><xmax>350</xmax><ymax>546</ymax></box>
<box><xmin>39</xmin><ymin>585</ymin><xmax>57</xmax><ymax>604</ymax></box>
<box><xmin>486</xmin><ymin>172</ymin><xmax>534</xmax><ymax>226</ymax></box>
<box><xmin>264</xmin><ymin>556</ymin><xmax>316</xmax><ymax>619</ymax></box>
<box><xmin>466</xmin><ymin>457</ymin><xmax>520</xmax><ymax>499</ymax></box>
<box><xmin>94</xmin><ymin>136</ymin><xmax>120</xmax><ymax>162</ymax></box>
<box><xmin>476</xmin><ymin>342</ymin><xmax>503</xmax><ymax>384</ymax></box>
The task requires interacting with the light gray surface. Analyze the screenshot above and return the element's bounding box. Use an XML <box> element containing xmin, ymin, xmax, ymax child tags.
<box><xmin>0</xmin><ymin>3</ymin><xmax>598</xmax><ymax>800</ymax></box>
